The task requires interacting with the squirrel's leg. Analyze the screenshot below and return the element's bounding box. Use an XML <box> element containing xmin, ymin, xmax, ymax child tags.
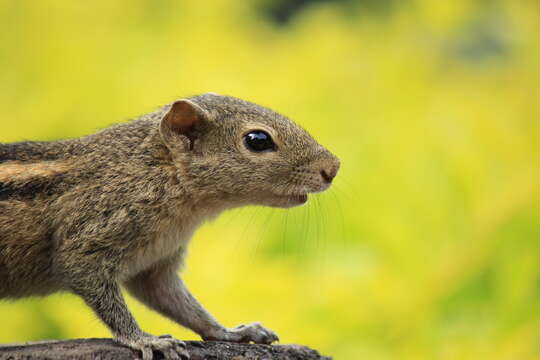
<box><xmin>125</xmin><ymin>256</ymin><xmax>279</xmax><ymax>344</ymax></box>
<box><xmin>66</xmin><ymin>271</ymin><xmax>189</xmax><ymax>360</ymax></box>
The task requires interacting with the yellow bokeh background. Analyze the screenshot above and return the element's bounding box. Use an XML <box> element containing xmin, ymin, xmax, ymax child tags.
<box><xmin>1</xmin><ymin>1</ymin><xmax>540</xmax><ymax>359</ymax></box>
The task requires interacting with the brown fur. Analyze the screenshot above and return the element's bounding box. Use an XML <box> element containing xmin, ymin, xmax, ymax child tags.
<box><xmin>0</xmin><ymin>160</ymin><xmax>73</xmax><ymax>181</ymax></box>
<box><xmin>0</xmin><ymin>94</ymin><xmax>340</xmax><ymax>359</ymax></box>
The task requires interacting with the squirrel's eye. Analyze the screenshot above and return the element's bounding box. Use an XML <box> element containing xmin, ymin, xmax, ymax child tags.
<box><xmin>244</xmin><ymin>130</ymin><xmax>276</xmax><ymax>152</ymax></box>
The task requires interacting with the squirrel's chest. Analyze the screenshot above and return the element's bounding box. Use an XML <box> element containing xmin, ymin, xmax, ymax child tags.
<box><xmin>121</xmin><ymin>219</ymin><xmax>198</xmax><ymax>279</ymax></box>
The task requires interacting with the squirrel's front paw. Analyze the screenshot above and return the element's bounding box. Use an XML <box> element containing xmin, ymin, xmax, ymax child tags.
<box><xmin>204</xmin><ymin>322</ymin><xmax>279</xmax><ymax>344</ymax></box>
<box><xmin>116</xmin><ymin>334</ymin><xmax>189</xmax><ymax>360</ymax></box>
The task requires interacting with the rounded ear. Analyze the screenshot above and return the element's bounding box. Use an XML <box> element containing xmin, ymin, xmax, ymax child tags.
<box><xmin>160</xmin><ymin>100</ymin><xmax>209</xmax><ymax>151</ymax></box>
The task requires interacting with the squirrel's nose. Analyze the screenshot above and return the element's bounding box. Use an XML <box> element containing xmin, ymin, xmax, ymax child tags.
<box><xmin>320</xmin><ymin>163</ymin><xmax>339</xmax><ymax>184</ymax></box>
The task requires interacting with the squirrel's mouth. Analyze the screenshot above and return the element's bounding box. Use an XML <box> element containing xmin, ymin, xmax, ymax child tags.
<box><xmin>269</xmin><ymin>193</ymin><xmax>308</xmax><ymax>208</ymax></box>
<box><xmin>289</xmin><ymin>194</ymin><xmax>308</xmax><ymax>204</ymax></box>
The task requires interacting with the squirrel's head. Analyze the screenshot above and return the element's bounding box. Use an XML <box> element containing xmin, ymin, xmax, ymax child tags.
<box><xmin>159</xmin><ymin>93</ymin><xmax>340</xmax><ymax>208</ymax></box>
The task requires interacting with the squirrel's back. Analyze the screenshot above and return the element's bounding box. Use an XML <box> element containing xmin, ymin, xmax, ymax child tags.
<box><xmin>0</xmin><ymin>140</ymin><xmax>72</xmax><ymax>297</ymax></box>
<box><xmin>0</xmin><ymin>122</ymin><xmax>159</xmax><ymax>298</ymax></box>
<box><xmin>0</xmin><ymin>140</ymin><xmax>70</xmax><ymax>163</ymax></box>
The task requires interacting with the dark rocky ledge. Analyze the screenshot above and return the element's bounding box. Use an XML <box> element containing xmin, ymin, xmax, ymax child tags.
<box><xmin>0</xmin><ymin>338</ymin><xmax>331</xmax><ymax>360</ymax></box>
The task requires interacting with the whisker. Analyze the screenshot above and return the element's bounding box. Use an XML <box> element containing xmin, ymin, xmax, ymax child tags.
<box><xmin>252</xmin><ymin>207</ymin><xmax>276</xmax><ymax>263</ymax></box>
<box><xmin>226</xmin><ymin>206</ymin><xmax>249</xmax><ymax>253</ymax></box>
<box><xmin>301</xmin><ymin>194</ymin><xmax>310</xmax><ymax>256</ymax></box>
<box><xmin>281</xmin><ymin>208</ymin><xmax>290</xmax><ymax>256</ymax></box>
<box><xmin>327</xmin><ymin>188</ymin><xmax>346</xmax><ymax>247</ymax></box>
<box><xmin>334</xmin><ymin>176</ymin><xmax>360</xmax><ymax>202</ymax></box>
<box><xmin>315</xmin><ymin>194</ymin><xmax>327</xmax><ymax>257</ymax></box>
<box><xmin>242</xmin><ymin>206</ymin><xmax>265</xmax><ymax>260</ymax></box>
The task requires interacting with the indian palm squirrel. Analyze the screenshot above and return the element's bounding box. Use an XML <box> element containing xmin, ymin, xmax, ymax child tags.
<box><xmin>0</xmin><ymin>93</ymin><xmax>340</xmax><ymax>359</ymax></box>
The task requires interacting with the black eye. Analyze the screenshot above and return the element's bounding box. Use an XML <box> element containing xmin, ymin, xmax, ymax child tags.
<box><xmin>244</xmin><ymin>130</ymin><xmax>276</xmax><ymax>152</ymax></box>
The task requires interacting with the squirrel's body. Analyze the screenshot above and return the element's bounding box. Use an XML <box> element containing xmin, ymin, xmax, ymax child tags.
<box><xmin>2</xmin><ymin>119</ymin><xmax>175</xmax><ymax>297</ymax></box>
<box><xmin>0</xmin><ymin>94</ymin><xmax>339</xmax><ymax>360</ymax></box>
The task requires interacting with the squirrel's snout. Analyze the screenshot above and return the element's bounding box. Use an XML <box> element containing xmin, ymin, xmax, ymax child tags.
<box><xmin>321</xmin><ymin>168</ymin><xmax>337</xmax><ymax>183</ymax></box>
<box><xmin>319</xmin><ymin>156</ymin><xmax>340</xmax><ymax>184</ymax></box>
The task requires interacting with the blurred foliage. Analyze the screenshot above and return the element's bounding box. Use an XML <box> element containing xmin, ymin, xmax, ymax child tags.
<box><xmin>259</xmin><ymin>0</ymin><xmax>399</xmax><ymax>25</ymax></box>
<box><xmin>1</xmin><ymin>0</ymin><xmax>540</xmax><ymax>359</ymax></box>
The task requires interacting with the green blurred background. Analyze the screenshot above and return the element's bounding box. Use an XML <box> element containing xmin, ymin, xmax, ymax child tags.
<box><xmin>1</xmin><ymin>0</ymin><xmax>540</xmax><ymax>359</ymax></box>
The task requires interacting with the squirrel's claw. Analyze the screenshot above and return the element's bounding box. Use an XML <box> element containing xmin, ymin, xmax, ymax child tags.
<box><xmin>117</xmin><ymin>334</ymin><xmax>189</xmax><ymax>360</ymax></box>
<box><xmin>204</xmin><ymin>322</ymin><xmax>279</xmax><ymax>344</ymax></box>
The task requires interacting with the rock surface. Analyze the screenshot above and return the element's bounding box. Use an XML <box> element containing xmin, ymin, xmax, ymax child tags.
<box><xmin>0</xmin><ymin>338</ymin><xmax>331</xmax><ymax>360</ymax></box>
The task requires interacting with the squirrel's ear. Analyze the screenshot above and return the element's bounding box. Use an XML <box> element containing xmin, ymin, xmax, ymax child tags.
<box><xmin>160</xmin><ymin>100</ymin><xmax>209</xmax><ymax>151</ymax></box>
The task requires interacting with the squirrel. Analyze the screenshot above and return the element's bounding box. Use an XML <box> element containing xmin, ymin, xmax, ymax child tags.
<box><xmin>0</xmin><ymin>93</ymin><xmax>340</xmax><ymax>360</ymax></box>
